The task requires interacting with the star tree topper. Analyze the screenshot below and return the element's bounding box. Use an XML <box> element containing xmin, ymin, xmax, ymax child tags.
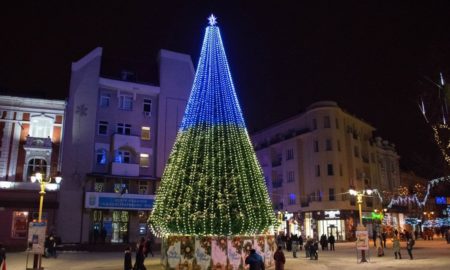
<box><xmin>208</xmin><ymin>14</ymin><xmax>217</xmax><ymax>26</ymax></box>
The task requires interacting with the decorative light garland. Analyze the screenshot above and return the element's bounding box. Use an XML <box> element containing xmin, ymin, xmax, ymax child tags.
<box><xmin>150</xmin><ymin>16</ymin><xmax>277</xmax><ymax>237</ymax></box>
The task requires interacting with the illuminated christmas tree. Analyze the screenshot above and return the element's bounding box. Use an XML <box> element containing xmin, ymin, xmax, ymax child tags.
<box><xmin>151</xmin><ymin>15</ymin><xmax>276</xmax><ymax>236</ymax></box>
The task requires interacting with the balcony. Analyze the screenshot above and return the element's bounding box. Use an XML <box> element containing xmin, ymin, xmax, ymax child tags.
<box><xmin>23</xmin><ymin>136</ymin><xmax>52</xmax><ymax>150</ymax></box>
<box><xmin>111</xmin><ymin>162</ymin><xmax>139</xmax><ymax>176</ymax></box>
<box><xmin>112</xmin><ymin>133</ymin><xmax>140</xmax><ymax>151</ymax></box>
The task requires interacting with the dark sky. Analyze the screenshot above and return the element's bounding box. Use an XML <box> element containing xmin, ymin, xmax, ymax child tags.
<box><xmin>1</xmin><ymin>1</ymin><xmax>450</xmax><ymax>177</ymax></box>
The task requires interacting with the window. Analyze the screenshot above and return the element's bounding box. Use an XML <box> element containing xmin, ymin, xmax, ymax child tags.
<box><xmin>327</xmin><ymin>163</ymin><xmax>334</xmax><ymax>176</ymax></box>
<box><xmin>313</xmin><ymin>140</ymin><xmax>319</xmax><ymax>152</ymax></box>
<box><xmin>329</xmin><ymin>188</ymin><xmax>335</xmax><ymax>201</ymax></box>
<box><xmin>141</xmin><ymin>127</ymin><xmax>151</xmax><ymax>140</ymax></box>
<box><xmin>325</xmin><ymin>139</ymin><xmax>332</xmax><ymax>151</ymax></box>
<box><xmin>138</xmin><ymin>181</ymin><xmax>148</xmax><ymax>195</ymax></box>
<box><xmin>315</xmin><ymin>165</ymin><xmax>321</xmax><ymax>177</ymax></box>
<box><xmin>312</xmin><ymin>119</ymin><xmax>317</xmax><ymax>130</ymax></box>
<box><xmin>287</xmin><ymin>171</ymin><xmax>295</xmax><ymax>182</ymax></box>
<box><xmin>117</xmin><ymin>123</ymin><xmax>131</xmax><ymax>135</ymax></box>
<box><xmin>11</xmin><ymin>211</ymin><xmax>28</xmax><ymax>238</ymax></box>
<box><xmin>337</xmin><ymin>140</ymin><xmax>341</xmax><ymax>152</ymax></box>
<box><xmin>324</xmin><ymin>116</ymin><xmax>331</xmax><ymax>128</ymax></box>
<box><xmin>114</xmin><ymin>182</ymin><xmax>128</xmax><ymax>194</ymax></box>
<box><xmin>288</xmin><ymin>193</ymin><xmax>296</xmax><ymax>205</ymax></box>
<box><xmin>354</xmin><ymin>146</ymin><xmax>359</xmax><ymax>158</ymax></box>
<box><xmin>143</xmin><ymin>99</ymin><xmax>152</xmax><ymax>116</ymax></box>
<box><xmin>335</xmin><ymin>118</ymin><xmax>339</xmax><ymax>129</ymax></box>
<box><xmin>98</xmin><ymin>121</ymin><xmax>108</xmax><ymax>135</ymax></box>
<box><xmin>119</xmin><ymin>94</ymin><xmax>133</xmax><ymax>111</ymax></box>
<box><xmin>115</xmin><ymin>151</ymin><xmax>131</xmax><ymax>163</ymax></box>
<box><xmin>286</xmin><ymin>148</ymin><xmax>294</xmax><ymax>160</ymax></box>
<box><xmin>30</xmin><ymin>116</ymin><xmax>53</xmax><ymax>138</ymax></box>
<box><xmin>96</xmin><ymin>149</ymin><xmax>107</xmax><ymax>165</ymax></box>
<box><xmin>139</xmin><ymin>153</ymin><xmax>150</xmax><ymax>167</ymax></box>
<box><xmin>339</xmin><ymin>164</ymin><xmax>343</xmax><ymax>176</ymax></box>
<box><xmin>99</xmin><ymin>93</ymin><xmax>110</xmax><ymax>107</ymax></box>
<box><xmin>27</xmin><ymin>159</ymin><xmax>47</xmax><ymax>180</ymax></box>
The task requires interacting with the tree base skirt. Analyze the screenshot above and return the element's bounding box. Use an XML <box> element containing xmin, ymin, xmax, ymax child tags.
<box><xmin>161</xmin><ymin>235</ymin><xmax>276</xmax><ymax>270</ymax></box>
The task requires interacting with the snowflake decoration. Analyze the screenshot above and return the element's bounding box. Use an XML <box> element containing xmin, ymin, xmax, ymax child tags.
<box><xmin>75</xmin><ymin>104</ymin><xmax>88</xmax><ymax>117</ymax></box>
<box><xmin>208</xmin><ymin>14</ymin><xmax>217</xmax><ymax>26</ymax></box>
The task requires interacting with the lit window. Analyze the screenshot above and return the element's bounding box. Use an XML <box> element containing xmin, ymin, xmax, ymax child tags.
<box><xmin>119</xmin><ymin>95</ymin><xmax>133</xmax><ymax>111</ymax></box>
<box><xmin>94</xmin><ymin>179</ymin><xmax>104</xmax><ymax>192</ymax></box>
<box><xmin>141</xmin><ymin>127</ymin><xmax>151</xmax><ymax>140</ymax></box>
<box><xmin>27</xmin><ymin>159</ymin><xmax>47</xmax><ymax>180</ymax></box>
<box><xmin>30</xmin><ymin>116</ymin><xmax>53</xmax><ymax>138</ymax></box>
<box><xmin>139</xmin><ymin>153</ymin><xmax>150</xmax><ymax>167</ymax></box>
<box><xmin>139</xmin><ymin>181</ymin><xmax>148</xmax><ymax>194</ymax></box>
<box><xmin>289</xmin><ymin>193</ymin><xmax>296</xmax><ymax>205</ymax></box>
<box><xmin>117</xmin><ymin>123</ymin><xmax>131</xmax><ymax>135</ymax></box>
<box><xmin>98</xmin><ymin>121</ymin><xmax>108</xmax><ymax>135</ymax></box>
<box><xmin>99</xmin><ymin>93</ymin><xmax>110</xmax><ymax>107</ymax></box>
<box><xmin>96</xmin><ymin>149</ymin><xmax>107</xmax><ymax>165</ymax></box>
<box><xmin>115</xmin><ymin>151</ymin><xmax>131</xmax><ymax>164</ymax></box>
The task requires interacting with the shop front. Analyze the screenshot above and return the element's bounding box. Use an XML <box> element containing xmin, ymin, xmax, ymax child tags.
<box><xmin>303</xmin><ymin>210</ymin><xmax>359</xmax><ymax>241</ymax></box>
<box><xmin>85</xmin><ymin>192</ymin><xmax>154</xmax><ymax>244</ymax></box>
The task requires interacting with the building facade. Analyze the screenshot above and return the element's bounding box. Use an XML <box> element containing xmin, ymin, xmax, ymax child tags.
<box><xmin>0</xmin><ymin>96</ymin><xmax>65</xmax><ymax>248</ymax></box>
<box><xmin>251</xmin><ymin>101</ymin><xmax>400</xmax><ymax>240</ymax></box>
<box><xmin>58</xmin><ymin>47</ymin><xmax>194</xmax><ymax>244</ymax></box>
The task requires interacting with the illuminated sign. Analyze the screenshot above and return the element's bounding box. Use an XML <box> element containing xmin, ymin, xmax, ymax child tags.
<box><xmin>85</xmin><ymin>192</ymin><xmax>155</xmax><ymax>210</ymax></box>
<box><xmin>324</xmin><ymin>210</ymin><xmax>340</xmax><ymax>219</ymax></box>
<box><xmin>371</xmin><ymin>212</ymin><xmax>383</xmax><ymax>220</ymax></box>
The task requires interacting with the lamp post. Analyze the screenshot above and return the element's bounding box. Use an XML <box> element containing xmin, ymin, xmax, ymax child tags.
<box><xmin>349</xmin><ymin>188</ymin><xmax>373</xmax><ymax>263</ymax></box>
<box><xmin>30</xmin><ymin>172</ymin><xmax>62</xmax><ymax>270</ymax></box>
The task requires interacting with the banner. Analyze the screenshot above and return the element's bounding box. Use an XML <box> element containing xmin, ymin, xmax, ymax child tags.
<box><xmin>27</xmin><ymin>222</ymin><xmax>47</xmax><ymax>254</ymax></box>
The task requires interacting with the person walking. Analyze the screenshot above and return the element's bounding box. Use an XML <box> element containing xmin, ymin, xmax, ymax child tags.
<box><xmin>273</xmin><ymin>246</ymin><xmax>285</xmax><ymax>270</ymax></box>
<box><xmin>320</xmin><ymin>234</ymin><xmax>327</xmax><ymax>251</ymax></box>
<box><xmin>292</xmin><ymin>235</ymin><xmax>298</xmax><ymax>258</ymax></box>
<box><xmin>245</xmin><ymin>249</ymin><xmax>265</xmax><ymax>270</ymax></box>
<box><xmin>328</xmin><ymin>234</ymin><xmax>335</xmax><ymax>251</ymax></box>
<box><xmin>406</xmin><ymin>237</ymin><xmax>415</xmax><ymax>260</ymax></box>
<box><xmin>124</xmin><ymin>246</ymin><xmax>133</xmax><ymax>270</ymax></box>
<box><xmin>144</xmin><ymin>236</ymin><xmax>153</xmax><ymax>257</ymax></box>
<box><xmin>381</xmin><ymin>231</ymin><xmax>387</xmax><ymax>248</ymax></box>
<box><xmin>372</xmin><ymin>230</ymin><xmax>377</xmax><ymax>247</ymax></box>
<box><xmin>393</xmin><ymin>236</ymin><xmax>402</xmax><ymax>259</ymax></box>
<box><xmin>0</xmin><ymin>243</ymin><xmax>6</xmax><ymax>270</ymax></box>
<box><xmin>298</xmin><ymin>235</ymin><xmax>303</xmax><ymax>251</ymax></box>
<box><xmin>304</xmin><ymin>236</ymin><xmax>312</xmax><ymax>258</ymax></box>
<box><xmin>134</xmin><ymin>237</ymin><xmax>146</xmax><ymax>270</ymax></box>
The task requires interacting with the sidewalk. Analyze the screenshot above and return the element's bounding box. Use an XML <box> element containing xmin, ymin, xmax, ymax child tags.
<box><xmin>4</xmin><ymin>239</ymin><xmax>450</xmax><ymax>270</ymax></box>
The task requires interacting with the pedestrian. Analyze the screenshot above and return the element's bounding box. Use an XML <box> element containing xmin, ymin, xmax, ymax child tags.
<box><xmin>124</xmin><ymin>246</ymin><xmax>133</xmax><ymax>270</ymax></box>
<box><xmin>298</xmin><ymin>235</ymin><xmax>303</xmax><ymax>251</ymax></box>
<box><xmin>393</xmin><ymin>236</ymin><xmax>402</xmax><ymax>259</ymax></box>
<box><xmin>144</xmin><ymin>236</ymin><xmax>153</xmax><ymax>257</ymax></box>
<box><xmin>273</xmin><ymin>246</ymin><xmax>285</xmax><ymax>270</ymax></box>
<box><xmin>328</xmin><ymin>234</ymin><xmax>335</xmax><ymax>251</ymax></box>
<box><xmin>291</xmin><ymin>236</ymin><xmax>298</xmax><ymax>258</ymax></box>
<box><xmin>320</xmin><ymin>234</ymin><xmax>327</xmax><ymax>251</ymax></box>
<box><xmin>286</xmin><ymin>236</ymin><xmax>292</xmax><ymax>252</ymax></box>
<box><xmin>309</xmin><ymin>239</ymin><xmax>318</xmax><ymax>260</ymax></box>
<box><xmin>245</xmin><ymin>249</ymin><xmax>265</xmax><ymax>270</ymax></box>
<box><xmin>48</xmin><ymin>234</ymin><xmax>57</xmax><ymax>258</ymax></box>
<box><xmin>304</xmin><ymin>236</ymin><xmax>312</xmax><ymax>258</ymax></box>
<box><xmin>381</xmin><ymin>231</ymin><xmax>387</xmax><ymax>248</ymax></box>
<box><xmin>0</xmin><ymin>243</ymin><xmax>6</xmax><ymax>270</ymax></box>
<box><xmin>372</xmin><ymin>230</ymin><xmax>377</xmax><ymax>247</ymax></box>
<box><xmin>134</xmin><ymin>237</ymin><xmax>146</xmax><ymax>270</ymax></box>
<box><xmin>406</xmin><ymin>237</ymin><xmax>414</xmax><ymax>260</ymax></box>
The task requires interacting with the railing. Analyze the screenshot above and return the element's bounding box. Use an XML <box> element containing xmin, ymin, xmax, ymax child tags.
<box><xmin>24</xmin><ymin>136</ymin><xmax>52</xmax><ymax>148</ymax></box>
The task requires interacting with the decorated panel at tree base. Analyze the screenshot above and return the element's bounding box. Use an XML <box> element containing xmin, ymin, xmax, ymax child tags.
<box><xmin>162</xmin><ymin>235</ymin><xmax>274</xmax><ymax>270</ymax></box>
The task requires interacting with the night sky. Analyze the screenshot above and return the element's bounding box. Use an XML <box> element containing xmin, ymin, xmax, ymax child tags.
<box><xmin>1</xmin><ymin>1</ymin><xmax>450</xmax><ymax>177</ymax></box>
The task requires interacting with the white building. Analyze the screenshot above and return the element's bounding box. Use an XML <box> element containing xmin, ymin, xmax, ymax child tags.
<box><xmin>251</xmin><ymin>101</ymin><xmax>400</xmax><ymax>240</ymax></box>
<box><xmin>58</xmin><ymin>47</ymin><xmax>194</xmax><ymax>244</ymax></box>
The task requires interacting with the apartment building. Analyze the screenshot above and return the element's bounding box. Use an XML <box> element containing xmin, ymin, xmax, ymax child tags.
<box><xmin>58</xmin><ymin>47</ymin><xmax>194</xmax><ymax>244</ymax></box>
<box><xmin>252</xmin><ymin>101</ymin><xmax>400</xmax><ymax>240</ymax></box>
<box><xmin>0</xmin><ymin>95</ymin><xmax>65</xmax><ymax>248</ymax></box>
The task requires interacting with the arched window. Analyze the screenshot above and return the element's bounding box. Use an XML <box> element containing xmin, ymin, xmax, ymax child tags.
<box><xmin>27</xmin><ymin>159</ymin><xmax>47</xmax><ymax>179</ymax></box>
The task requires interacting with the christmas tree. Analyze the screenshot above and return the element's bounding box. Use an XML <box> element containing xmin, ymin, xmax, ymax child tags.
<box><xmin>151</xmin><ymin>15</ymin><xmax>276</xmax><ymax>236</ymax></box>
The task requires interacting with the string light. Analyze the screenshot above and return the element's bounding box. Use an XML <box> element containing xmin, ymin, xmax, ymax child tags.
<box><xmin>150</xmin><ymin>16</ymin><xmax>276</xmax><ymax>237</ymax></box>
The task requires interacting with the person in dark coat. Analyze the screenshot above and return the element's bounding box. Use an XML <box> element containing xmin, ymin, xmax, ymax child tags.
<box><xmin>381</xmin><ymin>232</ymin><xmax>387</xmax><ymax>248</ymax></box>
<box><xmin>328</xmin><ymin>234</ymin><xmax>335</xmax><ymax>251</ymax></box>
<box><xmin>406</xmin><ymin>238</ymin><xmax>414</xmax><ymax>260</ymax></box>
<box><xmin>298</xmin><ymin>235</ymin><xmax>303</xmax><ymax>251</ymax></box>
<box><xmin>124</xmin><ymin>246</ymin><xmax>133</xmax><ymax>270</ymax></box>
<box><xmin>320</xmin><ymin>234</ymin><xmax>328</xmax><ymax>251</ymax></box>
<box><xmin>134</xmin><ymin>237</ymin><xmax>146</xmax><ymax>270</ymax></box>
<box><xmin>372</xmin><ymin>230</ymin><xmax>377</xmax><ymax>247</ymax></box>
<box><xmin>286</xmin><ymin>236</ymin><xmax>292</xmax><ymax>251</ymax></box>
<box><xmin>245</xmin><ymin>249</ymin><xmax>265</xmax><ymax>270</ymax></box>
<box><xmin>144</xmin><ymin>236</ymin><xmax>153</xmax><ymax>257</ymax></box>
<box><xmin>273</xmin><ymin>246</ymin><xmax>285</xmax><ymax>270</ymax></box>
<box><xmin>48</xmin><ymin>234</ymin><xmax>57</xmax><ymax>258</ymax></box>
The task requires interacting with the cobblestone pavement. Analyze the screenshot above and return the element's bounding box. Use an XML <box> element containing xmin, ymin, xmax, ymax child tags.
<box><xmin>4</xmin><ymin>239</ymin><xmax>450</xmax><ymax>270</ymax></box>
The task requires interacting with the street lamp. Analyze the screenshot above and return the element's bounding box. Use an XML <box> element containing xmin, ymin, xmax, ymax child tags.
<box><xmin>30</xmin><ymin>171</ymin><xmax>62</xmax><ymax>270</ymax></box>
<box><xmin>349</xmin><ymin>188</ymin><xmax>373</xmax><ymax>263</ymax></box>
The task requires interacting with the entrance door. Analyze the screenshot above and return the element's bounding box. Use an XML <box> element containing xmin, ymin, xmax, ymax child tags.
<box><xmin>112</xmin><ymin>211</ymin><xmax>129</xmax><ymax>243</ymax></box>
<box><xmin>327</xmin><ymin>224</ymin><xmax>337</xmax><ymax>237</ymax></box>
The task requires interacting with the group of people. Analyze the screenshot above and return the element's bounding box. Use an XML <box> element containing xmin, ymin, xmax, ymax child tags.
<box><xmin>124</xmin><ymin>236</ymin><xmax>154</xmax><ymax>270</ymax></box>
